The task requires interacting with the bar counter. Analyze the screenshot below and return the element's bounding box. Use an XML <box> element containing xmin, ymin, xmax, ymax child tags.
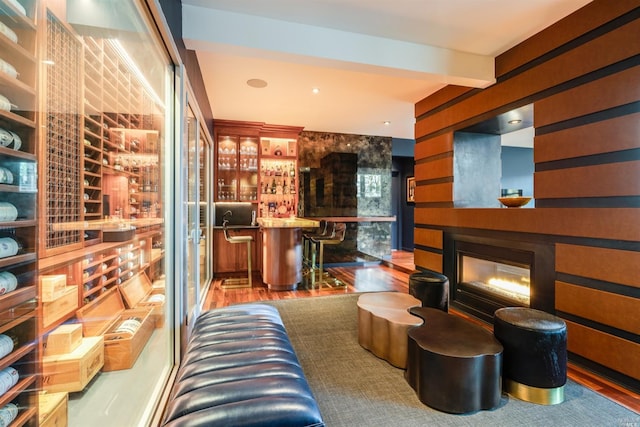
<box><xmin>257</xmin><ymin>217</ymin><xmax>319</xmax><ymax>290</ymax></box>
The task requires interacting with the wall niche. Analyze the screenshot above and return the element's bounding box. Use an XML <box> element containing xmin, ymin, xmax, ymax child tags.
<box><xmin>454</xmin><ymin>104</ymin><xmax>534</xmax><ymax>208</ymax></box>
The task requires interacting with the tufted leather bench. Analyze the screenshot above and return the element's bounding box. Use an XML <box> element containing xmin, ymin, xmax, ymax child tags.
<box><xmin>162</xmin><ymin>304</ymin><xmax>324</xmax><ymax>427</ymax></box>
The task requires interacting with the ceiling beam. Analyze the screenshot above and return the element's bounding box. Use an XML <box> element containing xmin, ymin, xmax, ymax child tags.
<box><xmin>182</xmin><ymin>5</ymin><xmax>495</xmax><ymax>88</ymax></box>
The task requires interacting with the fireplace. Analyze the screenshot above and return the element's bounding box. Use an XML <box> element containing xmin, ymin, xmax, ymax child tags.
<box><xmin>444</xmin><ymin>233</ymin><xmax>555</xmax><ymax>322</ymax></box>
<box><xmin>459</xmin><ymin>254</ymin><xmax>531</xmax><ymax>306</ymax></box>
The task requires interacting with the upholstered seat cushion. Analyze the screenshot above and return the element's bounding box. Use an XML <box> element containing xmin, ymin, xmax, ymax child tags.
<box><xmin>162</xmin><ymin>304</ymin><xmax>324</xmax><ymax>427</ymax></box>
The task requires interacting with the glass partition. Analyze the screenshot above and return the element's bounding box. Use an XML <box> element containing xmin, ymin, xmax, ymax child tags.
<box><xmin>0</xmin><ymin>0</ymin><xmax>175</xmax><ymax>425</ymax></box>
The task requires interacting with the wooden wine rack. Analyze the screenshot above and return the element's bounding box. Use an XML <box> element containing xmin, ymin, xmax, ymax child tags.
<box><xmin>0</xmin><ymin>0</ymin><xmax>41</xmax><ymax>424</ymax></box>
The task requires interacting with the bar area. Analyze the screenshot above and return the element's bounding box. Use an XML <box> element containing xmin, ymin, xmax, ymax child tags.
<box><xmin>212</xmin><ymin>121</ymin><xmax>396</xmax><ymax>290</ymax></box>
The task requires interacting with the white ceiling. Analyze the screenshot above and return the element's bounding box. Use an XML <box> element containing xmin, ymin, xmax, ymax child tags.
<box><xmin>182</xmin><ymin>0</ymin><xmax>592</xmax><ymax>139</ymax></box>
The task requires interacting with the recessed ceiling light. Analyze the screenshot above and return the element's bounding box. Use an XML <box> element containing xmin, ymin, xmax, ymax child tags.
<box><xmin>312</xmin><ymin>87</ymin><xmax>320</xmax><ymax>94</ymax></box>
<box><xmin>247</xmin><ymin>78</ymin><xmax>268</xmax><ymax>88</ymax></box>
<box><xmin>508</xmin><ymin>119</ymin><xmax>522</xmax><ymax>124</ymax></box>
<box><xmin>383</xmin><ymin>121</ymin><xmax>391</xmax><ymax>126</ymax></box>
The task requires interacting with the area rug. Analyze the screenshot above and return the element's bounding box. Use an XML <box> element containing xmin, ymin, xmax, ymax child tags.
<box><xmin>264</xmin><ymin>294</ymin><xmax>639</xmax><ymax>427</ymax></box>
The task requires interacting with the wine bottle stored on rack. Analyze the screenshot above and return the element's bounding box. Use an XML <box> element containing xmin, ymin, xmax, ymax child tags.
<box><xmin>0</xmin><ymin>235</ymin><xmax>22</xmax><ymax>259</ymax></box>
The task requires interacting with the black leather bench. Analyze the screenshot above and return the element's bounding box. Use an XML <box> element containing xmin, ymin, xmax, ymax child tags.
<box><xmin>162</xmin><ymin>304</ymin><xmax>324</xmax><ymax>427</ymax></box>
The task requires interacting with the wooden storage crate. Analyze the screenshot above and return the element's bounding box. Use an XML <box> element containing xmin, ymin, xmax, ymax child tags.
<box><xmin>76</xmin><ymin>286</ymin><xmax>154</xmax><ymax>371</ymax></box>
<box><xmin>42</xmin><ymin>336</ymin><xmax>104</xmax><ymax>393</ymax></box>
<box><xmin>119</xmin><ymin>272</ymin><xmax>165</xmax><ymax>328</ymax></box>
<box><xmin>40</xmin><ymin>275</ymin><xmax>67</xmax><ymax>302</ymax></box>
<box><xmin>39</xmin><ymin>392</ymin><xmax>68</xmax><ymax>427</ymax></box>
<box><xmin>44</xmin><ymin>324</ymin><xmax>83</xmax><ymax>356</ymax></box>
<box><xmin>42</xmin><ymin>286</ymin><xmax>78</xmax><ymax>329</ymax></box>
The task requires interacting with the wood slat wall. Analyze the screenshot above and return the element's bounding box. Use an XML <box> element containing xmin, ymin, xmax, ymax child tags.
<box><xmin>412</xmin><ymin>0</ymin><xmax>640</xmax><ymax>387</ymax></box>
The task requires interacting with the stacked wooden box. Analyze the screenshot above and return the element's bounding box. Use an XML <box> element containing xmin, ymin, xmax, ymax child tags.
<box><xmin>42</xmin><ymin>324</ymin><xmax>104</xmax><ymax>393</ymax></box>
<box><xmin>40</xmin><ymin>275</ymin><xmax>79</xmax><ymax>329</ymax></box>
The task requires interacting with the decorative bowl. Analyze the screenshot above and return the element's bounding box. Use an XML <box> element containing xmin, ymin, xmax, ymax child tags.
<box><xmin>498</xmin><ymin>196</ymin><xmax>531</xmax><ymax>208</ymax></box>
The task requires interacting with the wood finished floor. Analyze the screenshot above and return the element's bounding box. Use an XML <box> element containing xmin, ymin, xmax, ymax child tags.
<box><xmin>204</xmin><ymin>250</ymin><xmax>640</xmax><ymax>415</ymax></box>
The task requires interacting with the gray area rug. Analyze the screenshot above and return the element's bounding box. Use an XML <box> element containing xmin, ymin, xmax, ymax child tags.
<box><xmin>264</xmin><ymin>294</ymin><xmax>640</xmax><ymax>427</ymax></box>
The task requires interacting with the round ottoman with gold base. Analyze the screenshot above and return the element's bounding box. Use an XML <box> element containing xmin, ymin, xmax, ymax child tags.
<box><xmin>493</xmin><ymin>307</ymin><xmax>567</xmax><ymax>405</ymax></box>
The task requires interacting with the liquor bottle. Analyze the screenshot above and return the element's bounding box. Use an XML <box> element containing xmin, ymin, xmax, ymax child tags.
<box><xmin>290</xmin><ymin>162</ymin><xmax>295</xmax><ymax>178</ymax></box>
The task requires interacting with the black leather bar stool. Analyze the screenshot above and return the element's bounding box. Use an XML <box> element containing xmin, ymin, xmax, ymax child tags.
<box><xmin>302</xmin><ymin>220</ymin><xmax>329</xmax><ymax>266</ymax></box>
<box><xmin>310</xmin><ymin>222</ymin><xmax>346</xmax><ymax>288</ymax></box>
<box><xmin>493</xmin><ymin>307</ymin><xmax>567</xmax><ymax>405</ymax></box>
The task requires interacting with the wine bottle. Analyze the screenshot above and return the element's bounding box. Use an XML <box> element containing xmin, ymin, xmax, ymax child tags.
<box><xmin>0</xmin><ymin>402</ymin><xmax>18</xmax><ymax>426</ymax></box>
<box><xmin>0</xmin><ymin>367</ymin><xmax>18</xmax><ymax>397</ymax></box>
<box><xmin>0</xmin><ymin>272</ymin><xmax>17</xmax><ymax>295</ymax></box>
<box><xmin>0</xmin><ymin>333</ymin><xmax>18</xmax><ymax>359</ymax></box>
<box><xmin>0</xmin><ymin>237</ymin><xmax>20</xmax><ymax>259</ymax></box>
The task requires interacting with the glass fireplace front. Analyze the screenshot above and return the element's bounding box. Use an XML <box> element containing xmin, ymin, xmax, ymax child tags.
<box><xmin>460</xmin><ymin>255</ymin><xmax>530</xmax><ymax>306</ymax></box>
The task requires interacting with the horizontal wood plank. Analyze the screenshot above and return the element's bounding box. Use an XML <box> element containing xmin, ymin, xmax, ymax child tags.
<box><xmin>414</xmin><ymin>157</ymin><xmax>452</xmax><ymax>181</ymax></box>
<box><xmin>413</xmin><ymin>249</ymin><xmax>442</xmax><ymax>273</ymax></box>
<box><xmin>414</xmin><ymin>228</ymin><xmax>443</xmax><ymax>250</ymax></box>
<box><xmin>496</xmin><ymin>0</ymin><xmax>639</xmax><ymax>77</ymax></box>
<box><xmin>415</xmin><ymin>182</ymin><xmax>452</xmax><ymax>203</ymax></box>
<box><xmin>556</xmin><ymin>244</ymin><xmax>640</xmax><ymax>288</ymax></box>
<box><xmin>534</xmin><ymin>161</ymin><xmax>640</xmax><ymax>199</ymax></box>
<box><xmin>535</xmin><ymin>65</ymin><xmax>640</xmax><ymax>128</ymax></box>
<box><xmin>557</xmin><ymin>281</ymin><xmax>640</xmax><ymax>335</ymax></box>
<box><xmin>414</xmin><ymin>207</ymin><xmax>640</xmax><ymax>242</ymax></box>
<box><xmin>415</xmin><ymin>86</ymin><xmax>473</xmax><ymax>118</ymax></box>
<box><xmin>565</xmin><ymin>320</ymin><xmax>640</xmax><ymax>381</ymax></box>
<box><xmin>414</xmin><ymin>133</ymin><xmax>453</xmax><ymax>159</ymax></box>
<box><xmin>535</xmin><ymin>112</ymin><xmax>640</xmax><ymax>163</ymax></box>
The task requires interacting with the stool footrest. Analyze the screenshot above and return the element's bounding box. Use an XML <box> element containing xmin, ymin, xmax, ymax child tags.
<box><xmin>221</xmin><ymin>278</ymin><xmax>252</xmax><ymax>288</ymax></box>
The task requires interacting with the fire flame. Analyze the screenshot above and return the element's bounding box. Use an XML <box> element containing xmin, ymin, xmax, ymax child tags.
<box><xmin>487</xmin><ymin>277</ymin><xmax>530</xmax><ymax>298</ymax></box>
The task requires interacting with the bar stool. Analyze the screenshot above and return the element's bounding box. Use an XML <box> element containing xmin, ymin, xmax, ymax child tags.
<box><xmin>221</xmin><ymin>221</ymin><xmax>253</xmax><ymax>288</ymax></box>
<box><xmin>302</xmin><ymin>219</ymin><xmax>328</xmax><ymax>265</ymax></box>
<box><xmin>310</xmin><ymin>222</ymin><xmax>346</xmax><ymax>288</ymax></box>
<box><xmin>302</xmin><ymin>220</ymin><xmax>330</xmax><ymax>267</ymax></box>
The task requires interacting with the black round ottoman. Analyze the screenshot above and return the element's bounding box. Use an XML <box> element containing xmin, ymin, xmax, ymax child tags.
<box><xmin>493</xmin><ymin>307</ymin><xmax>567</xmax><ymax>405</ymax></box>
<box><xmin>408</xmin><ymin>271</ymin><xmax>449</xmax><ymax>312</ymax></box>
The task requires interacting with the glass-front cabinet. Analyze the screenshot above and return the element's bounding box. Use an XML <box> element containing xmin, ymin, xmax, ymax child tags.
<box><xmin>0</xmin><ymin>0</ymin><xmax>196</xmax><ymax>426</ymax></box>
<box><xmin>216</xmin><ymin>135</ymin><xmax>259</xmax><ymax>202</ymax></box>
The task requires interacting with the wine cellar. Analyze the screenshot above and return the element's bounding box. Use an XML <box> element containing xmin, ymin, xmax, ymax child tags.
<box><xmin>1</xmin><ymin>0</ymin><xmax>168</xmax><ymax>425</ymax></box>
<box><xmin>0</xmin><ymin>0</ymin><xmax>42</xmax><ymax>425</ymax></box>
